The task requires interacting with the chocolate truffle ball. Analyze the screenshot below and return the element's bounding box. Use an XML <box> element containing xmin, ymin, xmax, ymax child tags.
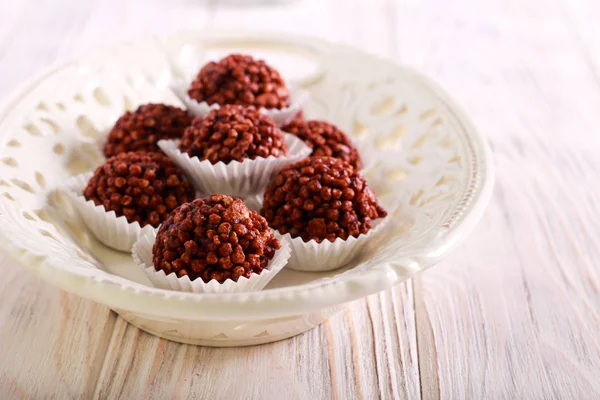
<box><xmin>152</xmin><ymin>194</ymin><xmax>282</xmax><ymax>283</ymax></box>
<box><xmin>104</xmin><ymin>104</ymin><xmax>192</xmax><ymax>157</ymax></box>
<box><xmin>281</xmin><ymin>120</ymin><xmax>362</xmax><ymax>170</ymax></box>
<box><xmin>261</xmin><ymin>157</ymin><xmax>387</xmax><ymax>243</ymax></box>
<box><xmin>187</xmin><ymin>54</ymin><xmax>290</xmax><ymax>109</ymax></box>
<box><xmin>83</xmin><ymin>152</ymin><xmax>195</xmax><ymax>227</ymax></box>
<box><xmin>179</xmin><ymin>105</ymin><xmax>288</xmax><ymax>164</ymax></box>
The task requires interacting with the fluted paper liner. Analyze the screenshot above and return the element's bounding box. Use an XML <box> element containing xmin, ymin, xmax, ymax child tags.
<box><xmin>169</xmin><ymin>79</ymin><xmax>307</xmax><ymax>127</ymax></box>
<box><xmin>64</xmin><ymin>173</ymin><xmax>156</xmax><ymax>252</ymax></box>
<box><xmin>132</xmin><ymin>229</ymin><xmax>291</xmax><ymax>293</ymax></box>
<box><xmin>158</xmin><ymin>135</ymin><xmax>311</xmax><ymax>196</ymax></box>
<box><xmin>281</xmin><ymin>217</ymin><xmax>389</xmax><ymax>272</ymax></box>
<box><xmin>241</xmin><ymin>193</ymin><xmax>264</xmax><ymax>212</ymax></box>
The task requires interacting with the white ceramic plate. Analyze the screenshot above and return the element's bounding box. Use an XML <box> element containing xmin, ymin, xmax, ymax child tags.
<box><xmin>0</xmin><ymin>31</ymin><xmax>493</xmax><ymax>347</ymax></box>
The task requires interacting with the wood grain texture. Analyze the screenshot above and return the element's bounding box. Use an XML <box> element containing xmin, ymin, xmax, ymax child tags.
<box><xmin>1</xmin><ymin>0</ymin><xmax>600</xmax><ymax>398</ymax></box>
<box><xmin>0</xmin><ymin>255</ymin><xmax>117</xmax><ymax>398</ymax></box>
<box><xmin>90</xmin><ymin>285</ymin><xmax>418</xmax><ymax>399</ymax></box>
<box><xmin>400</xmin><ymin>0</ymin><xmax>600</xmax><ymax>398</ymax></box>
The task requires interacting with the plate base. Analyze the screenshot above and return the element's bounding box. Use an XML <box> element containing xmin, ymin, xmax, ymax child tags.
<box><xmin>115</xmin><ymin>305</ymin><xmax>343</xmax><ymax>347</ymax></box>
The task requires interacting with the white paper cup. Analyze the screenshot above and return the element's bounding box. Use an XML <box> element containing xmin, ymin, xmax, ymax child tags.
<box><xmin>132</xmin><ymin>230</ymin><xmax>291</xmax><ymax>293</ymax></box>
<box><xmin>64</xmin><ymin>173</ymin><xmax>156</xmax><ymax>252</ymax></box>
<box><xmin>241</xmin><ymin>193</ymin><xmax>264</xmax><ymax>212</ymax></box>
<box><xmin>158</xmin><ymin>135</ymin><xmax>311</xmax><ymax>197</ymax></box>
<box><xmin>280</xmin><ymin>218</ymin><xmax>389</xmax><ymax>272</ymax></box>
<box><xmin>170</xmin><ymin>79</ymin><xmax>307</xmax><ymax>127</ymax></box>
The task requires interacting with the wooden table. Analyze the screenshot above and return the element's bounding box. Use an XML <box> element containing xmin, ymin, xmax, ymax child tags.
<box><xmin>2</xmin><ymin>0</ymin><xmax>600</xmax><ymax>398</ymax></box>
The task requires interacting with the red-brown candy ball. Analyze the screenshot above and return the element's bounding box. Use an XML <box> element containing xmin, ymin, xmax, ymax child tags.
<box><xmin>83</xmin><ymin>152</ymin><xmax>195</xmax><ymax>227</ymax></box>
<box><xmin>179</xmin><ymin>105</ymin><xmax>288</xmax><ymax>164</ymax></box>
<box><xmin>187</xmin><ymin>54</ymin><xmax>290</xmax><ymax>109</ymax></box>
<box><xmin>152</xmin><ymin>194</ymin><xmax>282</xmax><ymax>283</ymax></box>
<box><xmin>281</xmin><ymin>120</ymin><xmax>361</xmax><ymax>170</ymax></box>
<box><xmin>261</xmin><ymin>157</ymin><xmax>387</xmax><ymax>243</ymax></box>
<box><xmin>104</xmin><ymin>104</ymin><xmax>192</xmax><ymax>157</ymax></box>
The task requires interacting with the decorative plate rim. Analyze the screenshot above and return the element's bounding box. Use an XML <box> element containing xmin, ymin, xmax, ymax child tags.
<box><xmin>0</xmin><ymin>31</ymin><xmax>494</xmax><ymax>320</ymax></box>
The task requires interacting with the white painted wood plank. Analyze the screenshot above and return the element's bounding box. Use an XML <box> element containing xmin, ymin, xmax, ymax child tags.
<box><xmin>390</xmin><ymin>0</ymin><xmax>600</xmax><ymax>398</ymax></box>
<box><xmin>92</xmin><ymin>284</ymin><xmax>419</xmax><ymax>400</ymax></box>
<box><xmin>0</xmin><ymin>254</ymin><xmax>117</xmax><ymax>398</ymax></box>
<box><xmin>416</xmin><ymin>153</ymin><xmax>600</xmax><ymax>398</ymax></box>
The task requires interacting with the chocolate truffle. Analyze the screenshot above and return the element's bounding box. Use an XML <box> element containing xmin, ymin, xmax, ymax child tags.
<box><xmin>152</xmin><ymin>194</ymin><xmax>282</xmax><ymax>283</ymax></box>
<box><xmin>83</xmin><ymin>152</ymin><xmax>195</xmax><ymax>227</ymax></box>
<box><xmin>179</xmin><ymin>105</ymin><xmax>288</xmax><ymax>164</ymax></box>
<box><xmin>104</xmin><ymin>104</ymin><xmax>192</xmax><ymax>157</ymax></box>
<box><xmin>261</xmin><ymin>157</ymin><xmax>387</xmax><ymax>243</ymax></box>
<box><xmin>187</xmin><ymin>54</ymin><xmax>290</xmax><ymax>109</ymax></box>
<box><xmin>281</xmin><ymin>120</ymin><xmax>361</xmax><ymax>170</ymax></box>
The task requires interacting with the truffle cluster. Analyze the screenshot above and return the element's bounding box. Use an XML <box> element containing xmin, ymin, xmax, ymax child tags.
<box><xmin>104</xmin><ymin>104</ymin><xmax>192</xmax><ymax>157</ymax></box>
<box><xmin>282</xmin><ymin>120</ymin><xmax>361</xmax><ymax>170</ymax></box>
<box><xmin>152</xmin><ymin>195</ymin><xmax>282</xmax><ymax>283</ymax></box>
<box><xmin>84</xmin><ymin>152</ymin><xmax>194</xmax><ymax>227</ymax></box>
<box><xmin>179</xmin><ymin>105</ymin><xmax>288</xmax><ymax>164</ymax></box>
<box><xmin>187</xmin><ymin>54</ymin><xmax>290</xmax><ymax>109</ymax></box>
<box><xmin>261</xmin><ymin>157</ymin><xmax>387</xmax><ymax>243</ymax></box>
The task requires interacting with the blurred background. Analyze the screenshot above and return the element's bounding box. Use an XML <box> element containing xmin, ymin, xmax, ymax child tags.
<box><xmin>2</xmin><ymin>0</ymin><xmax>598</xmax><ymax>148</ymax></box>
